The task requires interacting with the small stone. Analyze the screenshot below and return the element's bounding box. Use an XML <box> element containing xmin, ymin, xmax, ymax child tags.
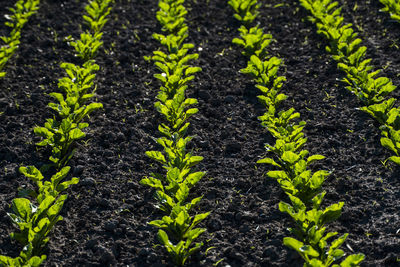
<box><xmin>229</xmin><ymin>251</ymin><xmax>244</xmax><ymax>262</ymax></box>
<box><xmin>0</xmin><ymin>98</ymin><xmax>8</xmax><ymax>107</ymax></box>
<box><xmin>225</xmin><ymin>142</ymin><xmax>241</xmax><ymax>155</ymax></box>
<box><xmin>263</xmin><ymin>246</ymin><xmax>279</xmax><ymax>260</ymax></box>
<box><xmin>116</xmin><ymin>132</ymin><xmax>125</xmax><ymax>141</ymax></box>
<box><xmin>81</xmin><ymin>177</ymin><xmax>96</xmax><ymax>186</ymax></box>
<box><xmin>139</xmin><ymin>248</ymin><xmax>150</xmax><ymax>257</ymax></box>
<box><xmin>224</xmin><ymin>95</ymin><xmax>234</xmax><ymax>103</ymax></box>
<box><xmin>98</xmin><ymin>198</ymin><xmax>111</xmax><ymax>208</ymax></box>
<box><xmin>198</xmin><ymin>90</ymin><xmax>210</xmax><ymax>100</ymax></box>
<box><xmin>96</xmin><ymin>245</ymin><xmax>115</xmax><ymax>263</ymax></box>
<box><xmin>148</xmin><ymin>252</ymin><xmax>158</xmax><ymax>262</ymax></box>
<box><xmin>85</xmin><ymin>238</ymin><xmax>98</xmax><ymax>249</ymax></box>
<box><xmin>104</xmin><ymin>220</ymin><xmax>118</xmax><ymax>232</ymax></box>
<box><xmin>235</xmin><ymin>212</ymin><xmax>243</xmax><ymax>221</ymax></box>
<box><xmin>73</xmin><ymin>165</ymin><xmax>84</xmax><ymax>176</ymax></box>
<box><xmin>207</xmin><ymin>218</ymin><xmax>222</xmax><ymax>231</ymax></box>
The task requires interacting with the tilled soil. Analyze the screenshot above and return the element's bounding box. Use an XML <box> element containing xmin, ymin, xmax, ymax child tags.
<box><xmin>0</xmin><ymin>0</ymin><xmax>399</xmax><ymax>266</ymax></box>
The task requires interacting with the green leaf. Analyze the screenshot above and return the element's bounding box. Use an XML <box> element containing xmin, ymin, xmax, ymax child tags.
<box><xmin>34</xmin><ymin>127</ymin><xmax>53</xmax><ymax>139</ymax></box>
<box><xmin>184</xmin><ymin>227</ymin><xmax>205</xmax><ymax>241</ymax></box>
<box><xmin>185</xmin><ymin>172</ymin><xmax>204</xmax><ymax>187</ymax></box>
<box><xmin>56</xmin><ymin>177</ymin><xmax>79</xmax><ymax>192</ymax></box>
<box><xmin>175</xmin><ymin>211</ymin><xmax>186</xmax><ymax>227</ymax></box>
<box><xmin>299</xmin><ymin>245</ymin><xmax>319</xmax><ymax>257</ymax></box>
<box><xmin>38</xmin><ymin>195</ymin><xmax>56</xmax><ymax>212</ymax></box>
<box><xmin>321</xmin><ymin>202</ymin><xmax>344</xmax><ymax>225</ymax></box>
<box><xmin>51</xmin><ymin>166</ymin><xmax>71</xmax><ymax>186</ymax></box>
<box><xmin>309</xmin><ymin>170</ymin><xmax>329</xmax><ymax>190</ymax></box>
<box><xmin>192</xmin><ymin>212</ymin><xmax>210</xmax><ymax>227</ymax></box>
<box><xmin>283</xmin><ymin>237</ymin><xmax>319</xmax><ymax>257</ymax></box>
<box><xmin>307</xmin><ymin>154</ymin><xmax>325</xmax><ymax>165</ymax></box>
<box><xmin>281</xmin><ymin>151</ymin><xmax>300</xmax><ymax>164</ymax></box>
<box><xmin>381</xmin><ymin>137</ymin><xmax>397</xmax><ymax>154</ymax></box>
<box><xmin>267</xmin><ymin>170</ymin><xmax>288</xmax><ymax>180</ymax></box>
<box><xmin>175</xmin><ymin>183</ymin><xmax>189</xmax><ymax>203</ymax></box>
<box><xmin>185</xmin><ymin>67</ymin><xmax>202</xmax><ymax>76</ymax></box>
<box><xmin>311</xmin><ymin>191</ymin><xmax>326</xmax><ymax>209</ymax></box>
<box><xmin>250</xmin><ymin>55</ymin><xmax>263</xmax><ymax>70</ymax></box>
<box><xmin>158</xmin><ymin>229</ymin><xmax>172</xmax><ymax>246</ymax></box>
<box><xmin>257</xmin><ymin>157</ymin><xmax>281</xmax><ymax>167</ymax></box>
<box><xmin>70</xmin><ymin>128</ymin><xmax>86</xmax><ymax>140</ymax></box>
<box><xmin>387</xmin><ymin>156</ymin><xmax>400</xmax><ymax>165</ymax></box>
<box><xmin>185</xmin><ymin>108</ymin><xmax>198</xmax><ymax>117</ymax></box>
<box><xmin>149</xmin><ymin>219</ymin><xmax>166</xmax><ymax>228</ymax></box>
<box><xmin>331</xmin><ymin>248</ymin><xmax>345</xmax><ymax>261</ymax></box>
<box><xmin>12</xmin><ymin>198</ymin><xmax>32</xmax><ymax>221</ymax></box>
<box><xmin>47</xmin><ymin>195</ymin><xmax>66</xmax><ymax>217</ymax></box>
<box><xmin>146</xmin><ymin>151</ymin><xmax>167</xmax><ymax>164</ymax></box>
<box><xmin>140</xmin><ymin>177</ymin><xmax>164</xmax><ymax>191</ymax></box>
<box><xmin>188</xmin><ymin>156</ymin><xmax>203</xmax><ymax>166</ymax></box>
<box><xmin>19</xmin><ymin>166</ymin><xmax>44</xmax><ymax>183</ymax></box>
<box><xmin>329</xmin><ymin>233</ymin><xmax>347</xmax><ymax>249</ymax></box>
<box><xmin>60</xmin><ymin>119</ymin><xmax>72</xmax><ymax>133</ymax></box>
<box><xmin>83</xmin><ymin>102</ymin><xmax>103</xmax><ymax>117</ymax></box>
<box><xmin>288</xmin><ymin>193</ymin><xmax>306</xmax><ymax>211</ymax></box>
<box><xmin>340</xmin><ymin>254</ymin><xmax>365</xmax><ymax>266</ymax></box>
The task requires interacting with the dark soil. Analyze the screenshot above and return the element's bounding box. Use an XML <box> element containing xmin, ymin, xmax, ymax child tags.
<box><xmin>0</xmin><ymin>0</ymin><xmax>399</xmax><ymax>266</ymax></box>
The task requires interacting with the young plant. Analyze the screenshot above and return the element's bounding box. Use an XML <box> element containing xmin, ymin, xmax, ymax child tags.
<box><xmin>228</xmin><ymin>0</ymin><xmax>259</xmax><ymax>26</ymax></box>
<box><xmin>1</xmin><ymin>0</ymin><xmax>113</xmax><ymax>265</ymax></box>
<box><xmin>34</xmin><ymin>60</ymin><xmax>102</xmax><ymax>171</ymax></box>
<box><xmin>0</xmin><ymin>167</ymin><xmax>77</xmax><ymax>267</ymax></box>
<box><xmin>380</xmin><ymin>0</ymin><xmax>400</xmax><ymax>23</ymax></box>
<box><xmin>0</xmin><ymin>0</ymin><xmax>40</xmax><ymax>78</ymax></box>
<box><xmin>299</xmin><ymin>0</ymin><xmax>400</xmax><ymax>166</ymax></box>
<box><xmin>230</xmin><ymin>0</ymin><xmax>365</xmax><ymax>265</ymax></box>
<box><xmin>141</xmin><ymin>0</ymin><xmax>209</xmax><ymax>265</ymax></box>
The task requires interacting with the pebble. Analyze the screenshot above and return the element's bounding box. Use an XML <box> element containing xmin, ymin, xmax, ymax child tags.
<box><xmin>96</xmin><ymin>245</ymin><xmax>115</xmax><ymax>263</ymax></box>
<box><xmin>104</xmin><ymin>220</ymin><xmax>118</xmax><ymax>232</ymax></box>
<box><xmin>73</xmin><ymin>165</ymin><xmax>84</xmax><ymax>176</ymax></box>
<box><xmin>81</xmin><ymin>177</ymin><xmax>96</xmax><ymax>186</ymax></box>
<box><xmin>224</xmin><ymin>95</ymin><xmax>235</xmax><ymax>103</ymax></box>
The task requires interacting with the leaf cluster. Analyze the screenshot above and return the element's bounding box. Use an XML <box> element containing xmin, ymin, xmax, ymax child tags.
<box><xmin>0</xmin><ymin>167</ymin><xmax>78</xmax><ymax>267</ymax></box>
<box><xmin>233</xmin><ymin>25</ymin><xmax>272</xmax><ymax>58</ymax></box>
<box><xmin>0</xmin><ymin>0</ymin><xmax>40</xmax><ymax>78</ymax></box>
<box><xmin>156</xmin><ymin>0</ymin><xmax>188</xmax><ymax>34</ymax></box>
<box><xmin>68</xmin><ymin>0</ymin><xmax>113</xmax><ymax>61</ymax></box>
<box><xmin>35</xmin><ymin>60</ymin><xmax>102</xmax><ymax>170</ymax></box>
<box><xmin>362</xmin><ymin>98</ymin><xmax>400</xmax><ymax>164</ymax></box>
<box><xmin>380</xmin><ymin>0</ymin><xmax>400</xmax><ymax>22</ymax></box>
<box><xmin>141</xmin><ymin>0</ymin><xmax>209</xmax><ymax>265</ymax></box>
<box><xmin>230</xmin><ymin>1</ymin><xmax>364</xmax><ymax>265</ymax></box>
<box><xmin>300</xmin><ymin>0</ymin><xmax>400</xmax><ymax>165</ymax></box>
<box><xmin>228</xmin><ymin>0</ymin><xmax>259</xmax><ymax>26</ymax></box>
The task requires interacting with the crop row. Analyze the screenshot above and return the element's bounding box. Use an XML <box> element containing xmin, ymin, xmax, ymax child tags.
<box><xmin>229</xmin><ymin>0</ymin><xmax>364</xmax><ymax>266</ymax></box>
<box><xmin>0</xmin><ymin>0</ymin><xmax>113</xmax><ymax>266</ymax></box>
<box><xmin>0</xmin><ymin>0</ymin><xmax>39</xmax><ymax>79</ymax></box>
<box><xmin>299</xmin><ymin>0</ymin><xmax>400</xmax><ymax>166</ymax></box>
<box><xmin>140</xmin><ymin>0</ymin><xmax>209</xmax><ymax>265</ymax></box>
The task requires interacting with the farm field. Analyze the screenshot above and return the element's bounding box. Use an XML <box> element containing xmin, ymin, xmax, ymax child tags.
<box><xmin>0</xmin><ymin>0</ymin><xmax>399</xmax><ymax>266</ymax></box>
